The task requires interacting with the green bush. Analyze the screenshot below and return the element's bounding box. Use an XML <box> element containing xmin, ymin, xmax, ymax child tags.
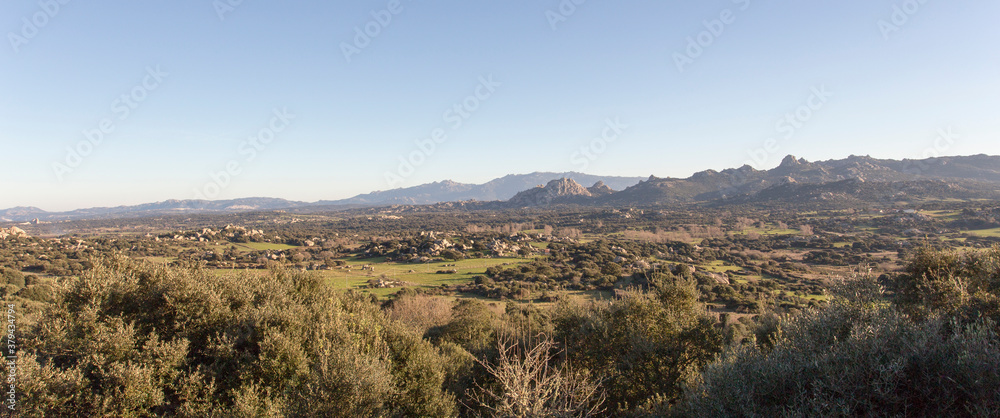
<box><xmin>553</xmin><ymin>275</ymin><xmax>723</xmax><ymax>410</ymax></box>
<box><xmin>1</xmin><ymin>267</ymin><xmax>25</xmax><ymax>287</ymax></box>
<box><xmin>15</xmin><ymin>283</ymin><xmax>56</xmax><ymax>303</ymax></box>
<box><xmin>678</xmin><ymin>268</ymin><xmax>1000</xmax><ymax>417</ymax></box>
<box><xmin>895</xmin><ymin>245</ymin><xmax>1000</xmax><ymax>322</ymax></box>
<box><xmin>20</xmin><ymin>255</ymin><xmax>457</xmax><ymax>417</ymax></box>
<box><xmin>430</xmin><ymin>299</ymin><xmax>500</xmax><ymax>354</ymax></box>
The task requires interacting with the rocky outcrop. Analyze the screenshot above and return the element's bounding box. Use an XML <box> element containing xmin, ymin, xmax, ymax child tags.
<box><xmin>587</xmin><ymin>181</ymin><xmax>615</xmax><ymax>196</ymax></box>
<box><xmin>508</xmin><ymin>178</ymin><xmax>593</xmax><ymax>207</ymax></box>
<box><xmin>0</xmin><ymin>227</ymin><xmax>28</xmax><ymax>239</ymax></box>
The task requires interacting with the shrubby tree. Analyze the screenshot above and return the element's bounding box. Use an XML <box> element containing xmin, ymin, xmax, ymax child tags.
<box><xmin>19</xmin><ymin>255</ymin><xmax>457</xmax><ymax>417</ymax></box>
<box><xmin>677</xmin><ymin>255</ymin><xmax>1000</xmax><ymax>416</ymax></box>
<box><xmin>894</xmin><ymin>245</ymin><xmax>1000</xmax><ymax>322</ymax></box>
<box><xmin>552</xmin><ymin>273</ymin><xmax>722</xmax><ymax>410</ymax></box>
<box><xmin>429</xmin><ymin>299</ymin><xmax>501</xmax><ymax>355</ymax></box>
<box><xmin>470</xmin><ymin>335</ymin><xmax>605</xmax><ymax>417</ymax></box>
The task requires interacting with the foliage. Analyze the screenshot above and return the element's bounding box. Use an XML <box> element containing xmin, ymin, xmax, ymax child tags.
<box><xmin>552</xmin><ymin>275</ymin><xmax>723</xmax><ymax>410</ymax></box>
<box><xmin>895</xmin><ymin>245</ymin><xmax>1000</xmax><ymax>322</ymax></box>
<box><xmin>678</xmin><ymin>263</ymin><xmax>1000</xmax><ymax>417</ymax></box>
<box><xmin>19</xmin><ymin>255</ymin><xmax>456</xmax><ymax>417</ymax></box>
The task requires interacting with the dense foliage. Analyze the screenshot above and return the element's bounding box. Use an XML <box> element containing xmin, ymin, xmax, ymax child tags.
<box><xmin>17</xmin><ymin>257</ymin><xmax>457</xmax><ymax>416</ymax></box>
<box><xmin>678</xmin><ymin>247</ymin><xmax>1000</xmax><ymax>417</ymax></box>
<box><xmin>4</xmin><ymin>201</ymin><xmax>1000</xmax><ymax>416</ymax></box>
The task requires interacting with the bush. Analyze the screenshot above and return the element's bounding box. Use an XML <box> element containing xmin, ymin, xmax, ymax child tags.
<box><xmin>430</xmin><ymin>299</ymin><xmax>500</xmax><ymax>354</ymax></box>
<box><xmin>1</xmin><ymin>267</ymin><xmax>25</xmax><ymax>288</ymax></box>
<box><xmin>15</xmin><ymin>283</ymin><xmax>56</xmax><ymax>303</ymax></box>
<box><xmin>470</xmin><ymin>335</ymin><xmax>605</xmax><ymax>417</ymax></box>
<box><xmin>387</xmin><ymin>294</ymin><xmax>454</xmax><ymax>339</ymax></box>
<box><xmin>552</xmin><ymin>275</ymin><xmax>723</xmax><ymax>410</ymax></box>
<box><xmin>895</xmin><ymin>245</ymin><xmax>1000</xmax><ymax>322</ymax></box>
<box><xmin>679</xmin><ymin>270</ymin><xmax>1000</xmax><ymax>416</ymax></box>
<box><xmin>20</xmin><ymin>256</ymin><xmax>457</xmax><ymax>416</ymax></box>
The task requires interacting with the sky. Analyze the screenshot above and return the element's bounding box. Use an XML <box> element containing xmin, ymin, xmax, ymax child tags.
<box><xmin>2</xmin><ymin>0</ymin><xmax>999</xmax><ymax>212</ymax></box>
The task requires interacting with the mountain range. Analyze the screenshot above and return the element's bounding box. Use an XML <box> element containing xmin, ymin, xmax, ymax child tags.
<box><xmin>0</xmin><ymin>172</ymin><xmax>645</xmax><ymax>223</ymax></box>
<box><xmin>316</xmin><ymin>172</ymin><xmax>646</xmax><ymax>206</ymax></box>
<box><xmin>498</xmin><ymin>154</ymin><xmax>1000</xmax><ymax>208</ymax></box>
<box><xmin>3</xmin><ymin>155</ymin><xmax>999</xmax><ymax>223</ymax></box>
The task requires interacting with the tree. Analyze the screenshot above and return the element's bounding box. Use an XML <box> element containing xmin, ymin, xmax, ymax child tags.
<box><xmin>552</xmin><ymin>275</ymin><xmax>723</xmax><ymax>409</ymax></box>
<box><xmin>471</xmin><ymin>334</ymin><xmax>605</xmax><ymax>417</ymax></box>
<box><xmin>678</xmin><ymin>266</ymin><xmax>1000</xmax><ymax>417</ymax></box>
<box><xmin>19</xmin><ymin>256</ymin><xmax>457</xmax><ymax>416</ymax></box>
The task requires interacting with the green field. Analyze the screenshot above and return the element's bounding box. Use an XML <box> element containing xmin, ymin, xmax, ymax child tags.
<box><xmin>699</xmin><ymin>260</ymin><xmax>742</xmax><ymax>273</ymax></box>
<box><xmin>925</xmin><ymin>210</ymin><xmax>962</xmax><ymax>221</ymax></box>
<box><xmin>968</xmin><ymin>228</ymin><xmax>1000</xmax><ymax>238</ymax></box>
<box><xmin>730</xmin><ymin>226</ymin><xmax>799</xmax><ymax>236</ymax></box>
<box><xmin>233</xmin><ymin>242</ymin><xmax>300</xmax><ymax>251</ymax></box>
<box><xmin>318</xmin><ymin>257</ymin><xmax>531</xmax><ymax>296</ymax></box>
<box><xmin>140</xmin><ymin>256</ymin><xmax>176</xmax><ymax>264</ymax></box>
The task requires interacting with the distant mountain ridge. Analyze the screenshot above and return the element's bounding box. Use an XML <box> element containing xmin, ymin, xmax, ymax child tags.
<box><xmin>0</xmin><ymin>198</ymin><xmax>310</xmax><ymax>223</ymax></box>
<box><xmin>1</xmin><ymin>173</ymin><xmax>644</xmax><ymax>223</ymax></box>
<box><xmin>495</xmin><ymin>154</ymin><xmax>1000</xmax><ymax>208</ymax></box>
<box><xmin>317</xmin><ymin>172</ymin><xmax>646</xmax><ymax>206</ymax></box>
<box><xmin>594</xmin><ymin>154</ymin><xmax>1000</xmax><ymax>207</ymax></box>
<box><xmin>4</xmin><ymin>155</ymin><xmax>999</xmax><ymax>223</ymax></box>
<box><xmin>723</xmin><ymin>178</ymin><xmax>1000</xmax><ymax>206</ymax></box>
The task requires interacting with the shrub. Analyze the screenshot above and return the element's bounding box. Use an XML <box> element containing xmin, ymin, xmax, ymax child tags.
<box><xmin>430</xmin><ymin>299</ymin><xmax>500</xmax><ymax>354</ymax></box>
<box><xmin>20</xmin><ymin>255</ymin><xmax>457</xmax><ymax>416</ymax></box>
<box><xmin>470</xmin><ymin>335</ymin><xmax>605</xmax><ymax>417</ymax></box>
<box><xmin>552</xmin><ymin>275</ymin><xmax>723</xmax><ymax>410</ymax></box>
<box><xmin>678</xmin><ymin>269</ymin><xmax>1000</xmax><ymax>417</ymax></box>
<box><xmin>0</xmin><ymin>267</ymin><xmax>25</xmax><ymax>287</ymax></box>
<box><xmin>895</xmin><ymin>245</ymin><xmax>1000</xmax><ymax>322</ymax></box>
<box><xmin>387</xmin><ymin>294</ymin><xmax>454</xmax><ymax>338</ymax></box>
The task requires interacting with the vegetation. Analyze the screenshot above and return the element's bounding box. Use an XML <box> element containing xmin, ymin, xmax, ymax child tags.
<box><xmin>678</xmin><ymin>248</ymin><xmax>1000</xmax><ymax>417</ymax></box>
<box><xmin>4</xmin><ymin>201</ymin><xmax>1000</xmax><ymax>415</ymax></box>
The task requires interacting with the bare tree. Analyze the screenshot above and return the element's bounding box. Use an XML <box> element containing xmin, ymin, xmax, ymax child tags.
<box><xmin>471</xmin><ymin>335</ymin><xmax>605</xmax><ymax>417</ymax></box>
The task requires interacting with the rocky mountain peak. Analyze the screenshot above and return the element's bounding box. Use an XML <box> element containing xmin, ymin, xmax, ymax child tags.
<box><xmin>588</xmin><ymin>181</ymin><xmax>615</xmax><ymax>196</ymax></box>
<box><xmin>779</xmin><ymin>155</ymin><xmax>803</xmax><ymax>168</ymax></box>
<box><xmin>545</xmin><ymin>178</ymin><xmax>592</xmax><ymax>197</ymax></box>
<box><xmin>507</xmin><ymin>178</ymin><xmax>593</xmax><ymax>207</ymax></box>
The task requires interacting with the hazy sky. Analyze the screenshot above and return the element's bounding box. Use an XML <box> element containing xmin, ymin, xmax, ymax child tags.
<box><xmin>3</xmin><ymin>1</ymin><xmax>999</xmax><ymax>211</ymax></box>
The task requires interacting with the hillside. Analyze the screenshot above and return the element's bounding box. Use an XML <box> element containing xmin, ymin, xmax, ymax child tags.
<box><xmin>596</xmin><ymin>154</ymin><xmax>1000</xmax><ymax>207</ymax></box>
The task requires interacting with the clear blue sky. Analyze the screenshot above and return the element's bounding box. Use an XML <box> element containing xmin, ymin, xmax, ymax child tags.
<box><xmin>3</xmin><ymin>1</ymin><xmax>998</xmax><ymax>211</ymax></box>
